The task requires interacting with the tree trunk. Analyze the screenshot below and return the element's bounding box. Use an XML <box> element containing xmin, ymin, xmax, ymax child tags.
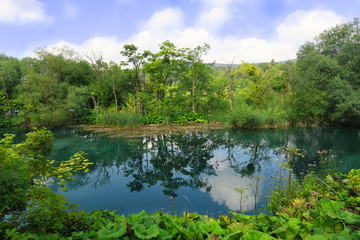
<box><xmin>192</xmin><ymin>78</ymin><xmax>196</xmax><ymax>113</ymax></box>
<box><xmin>228</xmin><ymin>76</ymin><xmax>233</xmax><ymax>112</ymax></box>
<box><xmin>91</xmin><ymin>94</ymin><xmax>98</xmax><ymax>115</ymax></box>
<box><xmin>133</xmin><ymin>94</ymin><xmax>136</xmax><ymax>113</ymax></box>
<box><xmin>112</xmin><ymin>75</ymin><xmax>118</xmax><ymax>111</ymax></box>
<box><xmin>156</xmin><ymin>89</ymin><xmax>158</xmax><ymax>114</ymax></box>
<box><xmin>226</xmin><ymin>61</ymin><xmax>235</xmax><ymax>112</ymax></box>
<box><xmin>1</xmin><ymin>77</ymin><xmax>11</xmax><ymax>116</ymax></box>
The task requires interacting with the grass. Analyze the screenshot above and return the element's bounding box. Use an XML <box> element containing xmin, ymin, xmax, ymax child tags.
<box><xmin>96</xmin><ymin>111</ymin><xmax>143</xmax><ymax>128</ymax></box>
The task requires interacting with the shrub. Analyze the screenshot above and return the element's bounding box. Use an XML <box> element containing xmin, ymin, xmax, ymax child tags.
<box><xmin>97</xmin><ymin>111</ymin><xmax>143</xmax><ymax>128</ymax></box>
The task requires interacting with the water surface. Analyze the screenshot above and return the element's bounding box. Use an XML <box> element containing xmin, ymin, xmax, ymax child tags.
<box><xmin>12</xmin><ymin>127</ymin><xmax>360</xmax><ymax>217</ymax></box>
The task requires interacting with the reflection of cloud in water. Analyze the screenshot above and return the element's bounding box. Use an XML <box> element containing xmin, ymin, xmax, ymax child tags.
<box><xmin>207</xmin><ymin>150</ymin><xmax>229</xmax><ymax>170</ymax></box>
<box><xmin>201</xmin><ymin>170</ymin><xmax>262</xmax><ymax>211</ymax></box>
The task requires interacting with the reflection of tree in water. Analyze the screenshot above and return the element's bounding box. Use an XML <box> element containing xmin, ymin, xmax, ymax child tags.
<box><xmin>50</xmin><ymin>129</ymin><xmax>131</xmax><ymax>190</ymax></box>
<box><xmin>210</xmin><ymin>130</ymin><xmax>275</xmax><ymax>178</ymax></box>
<box><xmin>122</xmin><ymin>132</ymin><xmax>219</xmax><ymax>197</ymax></box>
<box><xmin>49</xmin><ymin>127</ymin><xmax>358</xmax><ymax>199</ymax></box>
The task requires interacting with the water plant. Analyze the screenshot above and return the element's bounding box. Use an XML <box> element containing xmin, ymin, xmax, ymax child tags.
<box><xmin>234</xmin><ymin>186</ymin><xmax>249</xmax><ymax>213</ymax></box>
<box><xmin>249</xmin><ymin>175</ymin><xmax>264</xmax><ymax>215</ymax></box>
<box><xmin>169</xmin><ymin>197</ymin><xmax>176</xmax><ymax>215</ymax></box>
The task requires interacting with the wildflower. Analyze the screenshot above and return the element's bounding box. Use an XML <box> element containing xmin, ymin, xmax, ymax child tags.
<box><xmin>311</xmin><ymin>191</ymin><xmax>319</xmax><ymax>197</ymax></box>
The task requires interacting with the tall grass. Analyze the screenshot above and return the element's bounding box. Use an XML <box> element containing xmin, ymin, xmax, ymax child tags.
<box><xmin>210</xmin><ymin>101</ymin><xmax>289</xmax><ymax>129</ymax></box>
<box><xmin>97</xmin><ymin>111</ymin><xmax>143</xmax><ymax>128</ymax></box>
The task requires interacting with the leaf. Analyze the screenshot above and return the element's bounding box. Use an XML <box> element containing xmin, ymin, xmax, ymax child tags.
<box><xmin>340</xmin><ymin>211</ymin><xmax>360</xmax><ymax>226</ymax></box>
<box><xmin>97</xmin><ymin>222</ymin><xmax>127</xmax><ymax>240</ymax></box>
<box><xmin>133</xmin><ymin>224</ymin><xmax>160</xmax><ymax>239</ymax></box>
<box><xmin>240</xmin><ymin>230</ymin><xmax>276</xmax><ymax>240</ymax></box>
<box><xmin>61</xmin><ymin>187</ymin><xmax>67</xmax><ymax>191</ymax></box>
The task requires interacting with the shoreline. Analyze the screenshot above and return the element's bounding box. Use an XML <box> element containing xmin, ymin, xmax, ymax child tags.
<box><xmin>78</xmin><ymin>122</ymin><xmax>225</xmax><ymax>138</ymax></box>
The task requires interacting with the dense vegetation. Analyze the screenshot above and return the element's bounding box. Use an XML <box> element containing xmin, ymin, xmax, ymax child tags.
<box><xmin>1</xmin><ymin>129</ymin><xmax>359</xmax><ymax>239</ymax></box>
<box><xmin>1</xmin><ymin>18</ymin><xmax>360</xmax><ymax>129</ymax></box>
<box><xmin>1</xmin><ymin>17</ymin><xmax>360</xmax><ymax>239</ymax></box>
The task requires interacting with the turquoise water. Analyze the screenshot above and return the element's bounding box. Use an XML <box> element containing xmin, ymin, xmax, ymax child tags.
<box><xmin>4</xmin><ymin>127</ymin><xmax>360</xmax><ymax>217</ymax></box>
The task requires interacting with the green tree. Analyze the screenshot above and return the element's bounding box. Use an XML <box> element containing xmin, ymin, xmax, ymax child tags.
<box><xmin>290</xmin><ymin>18</ymin><xmax>360</xmax><ymax>125</ymax></box>
<box><xmin>182</xmin><ymin>43</ymin><xmax>212</xmax><ymax>113</ymax></box>
<box><xmin>0</xmin><ymin>57</ymin><xmax>22</xmax><ymax>118</ymax></box>
<box><xmin>239</xmin><ymin>62</ymin><xmax>274</xmax><ymax>110</ymax></box>
<box><xmin>120</xmin><ymin>44</ymin><xmax>150</xmax><ymax>113</ymax></box>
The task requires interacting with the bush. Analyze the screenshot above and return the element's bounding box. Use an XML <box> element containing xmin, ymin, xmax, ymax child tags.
<box><xmin>97</xmin><ymin>111</ymin><xmax>143</xmax><ymax>128</ymax></box>
<box><xmin>30</xmin><ymin>108</ymin><xmax>71</xmax><ymax>128</ymax></box>
<box><xmin>0</xmin><ymin>129</ymin><xmax>92</xmax><ymax>238</ymax></box>
<box><xmin>227</xmin><ymin>102</ymin><xmax>264</xmax><ymax>129</ymax></box>
<box><xmin>142</xmin><ymin>112</ymin><xmax>209</xmax><ymax>125</ymax></box>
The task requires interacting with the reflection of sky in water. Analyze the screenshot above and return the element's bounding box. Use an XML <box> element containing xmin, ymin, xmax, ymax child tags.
<box><xmin>45</xmin><ymin>127</ymin><xmax>360</xmax><ymax>217</ymax></box>
<box><xmin>203</xmin><ymin>148</ymin><xmax>281</xmax><ymax>212</ymax></box>
<box><xmin>201</xmin><ymin>170</ymin><xmax>257</xmax><ymax>211</ymax></box>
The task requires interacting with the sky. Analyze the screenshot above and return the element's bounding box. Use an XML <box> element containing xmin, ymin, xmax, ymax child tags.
<box><xmin>0</xmin><ymin>0</ymin><xmax>359</xmax><ymax>64</ymax></box>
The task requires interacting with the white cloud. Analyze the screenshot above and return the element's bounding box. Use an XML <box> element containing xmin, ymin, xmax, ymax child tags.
<box><xmin>195</xmin><ymin>0</ymin><xmax>243</xmax><ymax>32</ymax></box>
<box><xmin>200</xmin><ymin>170</ymin><xmax>261</xmax><ymax>211</ymax></box>
<box><xmin>196</xmin><ymin>7</ymin><xmax>230</xmax><ymax>31</ymax></box>
<box><xmin>48</xmin><ymin>37</ymin><xmax>124</xmax><ymax>63</ymax></box>
<box><xmin>0</xmin><ymin>0</ymin><xmax>50</xmax><ymax>23</ymax></box>
<box><xmin>277</xmin><ymin>10</ymin><xmax>345</xmax><ymax>46</ymax></box>
<box><xmin>145</xmin><ymin>7</ymin><xmax>185</xmax><ymax>32</ymax></box>
<box><xmin>39</xmin><ymin>8</ymin><xmax>344</xmax><ymax>64</ymax></box>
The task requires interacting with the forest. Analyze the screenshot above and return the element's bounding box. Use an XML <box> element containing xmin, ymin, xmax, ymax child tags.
<box><xmin>1</xmin><ymin>18</ymin><xmax>360</xmax><ymax>130</ymax></box>
<box><xmin>1</xmin><ymin>18</ymin><xmax>360</xmax><ymax>239</ymax></box>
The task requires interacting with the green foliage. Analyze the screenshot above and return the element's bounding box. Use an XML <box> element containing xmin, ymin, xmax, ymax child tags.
<box><xmin>291</xmin><ymin>18</ymin><xmax>360</xmax><ymax>125</ymax></box>
<box><xmin>224</xmin><ymin>97</ymin><xmax>287</xmax><ymax>129</ymax></box>
<box><xmin>142</xmin><ymin>112</ymin><xmax>209</xmax><ymax>125</ymax></box>
<box><xmin>1</xmin><ymin>20</ymin><xmax>360</xmax><ymax>128</ymax></box>
<box><xmin>97</xmin><ymin>110</ymin><xmax>143</xmax><ymax>128</ymax></box>
<box><xmin>0</xmin><ymin>128</ymin><xmax>92</xmax><ymax>237</ymax></box>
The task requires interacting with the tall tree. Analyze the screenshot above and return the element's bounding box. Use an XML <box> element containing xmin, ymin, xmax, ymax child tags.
<box><xmin>184</xmin><ymin>43</ymin><xmax>211</xmax><ymax>113</ymax></box>
<box><xmin>120</xmin><ymin>44</ymin><xmax>150</xmax><ymax>113</ymax></box>
<box><xmin>85</xmin><ymin>51</ymin><xmax>108</xmax><ymax>115</ymax></box>
<box><xmin>239</xmin><ymin>63</ymin><xmax>274</xmax><ymax>110</ymax></box>
<box><xmin>291</xmin><ymin>18</ymin><xmax>360</xmax><ymax>124</ymax></box>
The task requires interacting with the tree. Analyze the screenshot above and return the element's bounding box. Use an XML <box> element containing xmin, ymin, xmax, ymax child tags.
<box><xmin>291</xmin><ymin>18</ymin><xmax>360</xmax><ymax>125</ymax></box>
<box><xmin>0</xmin><ymin>57</ymin><xmax>22</xmax><ymax>117</ymax></box>
<box><xmin>183</xmin><ymin>43</ymin><xmax>212</xmax><ymax>113</ymax></box>
<box><xmin>239</xmin><ymin>62</ymin><xmax>274</xmax><ymax>110</ymax></box>
<box><xmin>85</xmin><ymin>51</ymin><xmax>108</xmax><ymax>115</ymax></box>
<box><xmin>120</xmin><ymin>44</ymin><xmax>150</xmax><ymax>113</ymax></box>
<box><xmin>143</xmin><ymin>41</ymin><xmax>179</xmax><ymax>114</ymax></box>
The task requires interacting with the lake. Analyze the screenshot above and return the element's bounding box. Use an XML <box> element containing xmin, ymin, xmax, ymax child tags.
<box><xmin>14</xmin><ymin>127</ymin><xmax>360</xmax><ymax>217</ymax></box>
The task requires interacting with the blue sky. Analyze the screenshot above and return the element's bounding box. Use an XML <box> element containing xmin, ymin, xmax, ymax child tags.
<box><xmin>0</xmin><ymin>0</ymin><xmax>359</xmax><ymax>63</ymax></box>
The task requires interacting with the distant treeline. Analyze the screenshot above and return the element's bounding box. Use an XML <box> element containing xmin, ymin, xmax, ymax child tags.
<box><xmin>1</xmin><ymin>18</ymin><xmax>360</xmax><ymax>128</ymax></box>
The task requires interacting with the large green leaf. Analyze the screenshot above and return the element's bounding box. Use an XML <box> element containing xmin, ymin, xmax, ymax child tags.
<box><xmin>97</xmin><ymin>222</ymin><xmax>127</xmax><ymax>240</ymax></box>
<box><xmin>133</xmin><ymin>224</ymin><xmax>160</xmax><ymax>239</ymax></box>
<box><xmin>240</xmin><ymin>230</ymin><xmax>276</xmax><ymax>240</ymax></box>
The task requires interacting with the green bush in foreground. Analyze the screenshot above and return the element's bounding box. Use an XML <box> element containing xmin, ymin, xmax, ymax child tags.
<box><xmin>0</xmin><ymin>130</ymin><xmax>359</xmax><ymax>239</ymax></box>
